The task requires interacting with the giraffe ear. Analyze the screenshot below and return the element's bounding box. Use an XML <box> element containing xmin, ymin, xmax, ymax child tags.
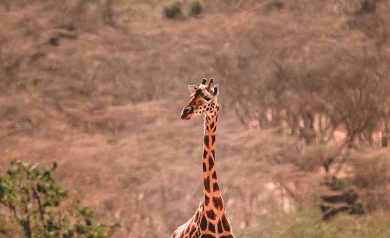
<box><xmin>212</xmin><ymin>84</ymin><xmax>219</xmax><ymax>96</ymax></box>
<box><xmin>188</xmin><ymin>85</ymin><xmax>198</xmax><ymax>94</ymax></box>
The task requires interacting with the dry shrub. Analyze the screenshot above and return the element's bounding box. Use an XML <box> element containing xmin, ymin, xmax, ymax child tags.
<box><xmin>238</xmin><ymin>128</ymin><xmax>301</xmax><ymax>166</ymax></box>
<box><xmin>298</xmin><ymin>144</ymin><xmax>341</xmax><ymax>172</ymax></box>
<box><xmin>189</xmin><ymin>0</ymin><xmax>203</xmax><ymax>16</ymax></box>
<box><xmin>349</xmin><ymin>149</ymin><xmax>390</xmax><ymax>212</ymax></box>
<box><xmin>359</xmin><ymin>0</ymin><xmax>377</xmax><ymax>13</ymax></box>
<box><xmin>163</xmin><ymin>0</ymin><xmax>182</xmax><ymax>19</ymax></box>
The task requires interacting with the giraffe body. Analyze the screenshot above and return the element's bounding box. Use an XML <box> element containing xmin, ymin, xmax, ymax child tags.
<box><xmin>173</xmin><ymin>79</ymin><xmax>234</xmax><ymax>238</ymax></box>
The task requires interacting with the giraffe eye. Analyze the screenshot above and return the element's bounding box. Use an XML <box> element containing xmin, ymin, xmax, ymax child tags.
<box><xmin>204</xmin><ymin>95</ymin><xmax>211</xmax><ymax>101</ymax></box>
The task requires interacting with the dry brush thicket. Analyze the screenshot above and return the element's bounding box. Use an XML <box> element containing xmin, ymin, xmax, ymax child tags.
<box><xmin>221</xmin><ymin>0</ymin><xmax>390</xmax><ymax>148</ymax></box>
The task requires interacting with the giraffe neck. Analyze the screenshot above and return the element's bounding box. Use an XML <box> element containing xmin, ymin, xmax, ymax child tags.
<box><xmin>202</xmin><ymin>106</ymin><xmax>225</xmax><ymax>213</ymax></box>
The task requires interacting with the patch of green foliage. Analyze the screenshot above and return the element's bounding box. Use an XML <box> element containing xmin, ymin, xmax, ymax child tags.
<box><xmin>237</xmin><ymin>210</ymin><xmax>390</xmax><ymax>238</ymax></box>
<box><xmin>189</xmin><ymin>0</ymin><xmax>203</xmax><ymax>16</ymax></box>
<box><xmin>163</xmin><ymin>0</ymin><xmax>182</xmax><ymax>19</ymax></box>
<box><xmin>0</xmin><ymin>160</ymin><xmax>118</xmax><ymax>238</ymax></box>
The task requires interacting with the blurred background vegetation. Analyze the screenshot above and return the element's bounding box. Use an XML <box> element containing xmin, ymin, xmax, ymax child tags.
<box><xmin>0</xmin><ymin>0</ymin><xmax>389</xmax><ymax>237</ymax></box>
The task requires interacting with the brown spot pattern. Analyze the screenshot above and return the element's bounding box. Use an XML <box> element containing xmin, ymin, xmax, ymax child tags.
<box><xmin>205</xmin><ymin>196</ymin><xmax>210</xmax><ymax>206</ymax></box>
<box><xmin>200</xmin><ymin>216</ymin><xmax>207</xmax><ymax>230</ymax></box>
<box><xmin>211</xmin><ymin>135</ymin><xmax>216</xmax><ymax>145</ymax></box>
<box><xmin>217</xmin><ymin>220</ymin><xmax>223</xmax><ymax>233</ymax></box>
<box><xmin>213</xmin><ymin>182</ymin><xmax>220</xmax><ymax>192</ymax></box>
<box><xmin>204</xmin><ymin>177</ymin><xmax>211</xmax><ymax>192</ymax></box>
<box><xmin>208</xmin><ymin>222</ymin><xmax>216</xmax><ymax>233</ymax></box>
<box><xmin>212</xmin><ymin>196</ymin><xmax>223</xmax><ymax>210</ymax></box>
<box><xmin>206</xmin><ymin>209</ymin><xmax>216</xmax><ymax>220</ymax></box>
<box><xmin>208</xmin><ymin>157</ymin><xmax>214</xmax><ymax>170</ymax></box>
<box><xmin>201</xmin><ymin>235</ymin><xmax>215</xmax><ymax>238</ymax></box>
<box><xmin>204</xmin><ymin>135</ymin><xmax>210</xmax><ymax>148</ymax></box>
<box><xmin>221</xmin><ymin>215</ymin><xmax>231</xmax><ymax>232</ymax></box>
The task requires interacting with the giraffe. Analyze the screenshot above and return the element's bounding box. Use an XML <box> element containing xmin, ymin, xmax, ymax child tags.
<box><xmin>172</xmin><ymin>78</ymin><xmax>234</xmax><ymax>238</ymax></box>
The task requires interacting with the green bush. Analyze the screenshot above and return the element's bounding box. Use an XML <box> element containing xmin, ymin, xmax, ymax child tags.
<box><xmin>189</xmin><ymin>0</ymin><xmax>203</xmax><ymax>16</ymax></box>
<box><xmin>0</xmin><ymin>160</ymin><xmax>118</xmax><ymax>238</ymax></box>
<box><xmin>163</xmin><ymin>1</ymin><xmax>182</xmax><ymax>19</ymax></box>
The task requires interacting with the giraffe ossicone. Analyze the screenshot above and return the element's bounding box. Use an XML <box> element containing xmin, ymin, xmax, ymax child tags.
<box><xmin>173</xmin><ymin>78</ymin><xmax>234</xmax><ymax>238</ymax></box>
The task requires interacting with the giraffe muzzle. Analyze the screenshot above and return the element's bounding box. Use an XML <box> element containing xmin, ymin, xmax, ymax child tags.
<box><xmin>181</xmin><ymin>106</ymin><xmax>194</xmax><ymax>120</ymax></box>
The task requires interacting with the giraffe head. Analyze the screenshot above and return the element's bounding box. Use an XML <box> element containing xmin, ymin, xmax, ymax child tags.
<box><xmin>181</xmin><ymin>78</ymin><xmax>219</xmax><ymax>120</ymax></box>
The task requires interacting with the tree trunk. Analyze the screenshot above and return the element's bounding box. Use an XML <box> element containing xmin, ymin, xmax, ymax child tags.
<box><xmin>21</xmin><ymin>219</ymin><xmax>32</xmax><ymax>238</ymax></box>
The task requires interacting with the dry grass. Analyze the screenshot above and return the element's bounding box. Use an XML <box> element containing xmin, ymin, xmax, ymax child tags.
<box><xmin>238</xmin><ymin>210</ymin><xmax>390</xmax><ymax>238</ymax></box>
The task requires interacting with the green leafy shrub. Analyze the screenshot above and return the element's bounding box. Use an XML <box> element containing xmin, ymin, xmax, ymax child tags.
<box><xmin>163</xmin><ymin>1</ymin><xmax>182</xmax><ymax>19</ymax></box>
<box><xmin>0</xmin><ymin>160</ymin><xmax>118</xmax><ymax>238</ymax></box>
<box><xmin>189</xmin><ymin>0</ymin><xmax>203</xmax><ymax>16</ymax></box>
